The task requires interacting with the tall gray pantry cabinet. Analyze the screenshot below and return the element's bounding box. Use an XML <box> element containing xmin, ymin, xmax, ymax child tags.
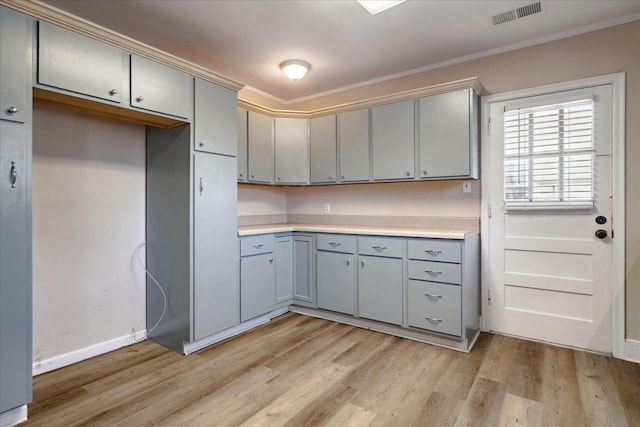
<box><xmin>0</xmin><ymin>5</ymin><xmax>33</xmax><ymax>421</ymax></box>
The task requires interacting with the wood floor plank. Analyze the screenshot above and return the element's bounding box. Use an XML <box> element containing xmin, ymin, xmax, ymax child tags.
<box><xmin>23</xmin><ymin>314</ymin><xmax>639</xmax><ymax>427</ymax></box>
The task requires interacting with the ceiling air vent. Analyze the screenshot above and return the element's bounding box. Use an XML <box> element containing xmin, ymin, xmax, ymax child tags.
<box><xmin>492</xmin><ymin>2</ymin><xmax>542</xmax><ymax>25</ymax></box>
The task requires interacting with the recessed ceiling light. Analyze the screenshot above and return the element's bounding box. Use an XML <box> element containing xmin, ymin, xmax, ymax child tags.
<box><xmin>357</xmin><ymin>0</ymin><xmax>406</xmax><ymax>15</ymax></box>
<box><xmin>280</xmin><ymin>60</ymin><xmax>311</xmax><ymax>80</ymax></box>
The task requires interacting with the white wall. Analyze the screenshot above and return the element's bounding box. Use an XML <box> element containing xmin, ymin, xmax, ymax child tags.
<box><xmin>237</xmin><ymin>184</ymin><xmax>287</xmax><ymax>216</ymax></box>
<box><xmin>32</xmin><ymin>102</ymin><xmax>146</xmax><ymax>363</ymax></box>
<box><xmin>285</xmin><ymin>180</ymin><xmax>480</xmax><ymax>217</ymax></box>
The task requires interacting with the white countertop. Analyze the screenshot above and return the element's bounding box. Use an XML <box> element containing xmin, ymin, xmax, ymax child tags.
<box><xmin>238</xmin><ymin>223</ymin><xmax>477</xmax><ymax>239</ymax></box>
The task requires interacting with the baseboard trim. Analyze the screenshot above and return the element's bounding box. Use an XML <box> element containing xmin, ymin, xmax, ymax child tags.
<box><xmin>0</xmin><ymin>404</ymin><xmax>27</xmax><ymax>427</ymax></box>
<box><xmin>624</xmin><ymin>339</ymin><xmax>640</xmax><ymax>363</ymax></box>
<box><xmin>182</xmin><ymin>307</ymin><xmax>290</xmax><ymax>355</ymax></box>
<box><xmin>32</xmin><ymin>330</ymin><xmax>146</xmax><ymax>376</ymax></box>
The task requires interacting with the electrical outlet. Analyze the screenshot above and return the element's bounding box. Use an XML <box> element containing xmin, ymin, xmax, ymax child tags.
<box><xmin>462</xmin><ymin>181</ymin><xmax>472</xmax><ymax>193</ymax></box>
<box><xmin>324</xmin><ymin>203</ymin><xmax>331</xmax><ymax>213</ymax></box>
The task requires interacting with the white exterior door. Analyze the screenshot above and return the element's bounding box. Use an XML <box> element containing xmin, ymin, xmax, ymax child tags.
<box><xmin>487</xmin><ymin>84</ymin><xmax>613</xmax><ymax>354</ymax></box>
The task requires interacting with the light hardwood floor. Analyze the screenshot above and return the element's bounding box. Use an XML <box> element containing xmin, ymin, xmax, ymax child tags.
<box><xmin>25</xmin><ymin>313</ymin><xmax>639</xmax><ymax>426</ymax></box>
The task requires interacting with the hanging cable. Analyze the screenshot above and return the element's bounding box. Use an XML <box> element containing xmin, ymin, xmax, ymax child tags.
<box><xmin>133</xmin><ymin>242</ymin><xmax>167</xmax><ymax>342</ymax></box>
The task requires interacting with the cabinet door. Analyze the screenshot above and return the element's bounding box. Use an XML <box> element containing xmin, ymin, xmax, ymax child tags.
<box><xmin>309</xmin><ymin>115</ymin><xmax>337</xmax><ymax>183</ymax></box>
<box><xmin>130</xmin><ymin>55</ymin><xmax>192</xmax><ymax>119</ymax></box>
<box><xmin>194</xmin><ymin>78</ymin><xmax>237</xmax><ymax>156</ymax></box>
<box><xmin>338</xmin><ymin>109</ymin><xmax>370</xmax><ymax>182</ymax></box>
<box><xmin>194</xmin><ymin>153</ymin><xmax>239</xmax><ymax>340</ymax></box>
<box><xmin>317</xmin><ymin>251</ymin><xmax>356</xmax><ymax>315</ymax></box>
<box><xmin>419</xmin><ymin>89</ymin><xmax>475</xmax><ymax>179</ymax></box>
<box><xmin>359</xmin><ymin>256</ymin><xmax>403</xmax><ymax>326</ymax></box>
<box><xmin>274</xmin><ymin>117</ymin><xmax>308</xmax><ymax>183</ymax></box>
<box><xmin>371</xmin><ymin>100</ymin><xmax>415</xmax><ymax>180</ymax></box>
<box><xmin>237</xmin><ymin>108</ymin><xmax>248</xmax><ymax>181</ymax></box>
<box><xmin>0</xmin><ymin>120</ymin><xmax>31</xmax><ymax>413</ymax></box>
<box><xmin>0</xmin><ymin>6</ymin><xmax>32</xmax><ymax>123</ymax></box>
<box><xmin>293</xmin><ymin>235</ymin><xmax>315</xmax><ymax>305</ymax></box>
<box><xmin>240</xmin><ymin>253</ymin><xmax>276</xmax><ymax>322</ymax></box>
<box><xmin>247</xmin><ymin>111</ymin><xmax>274</xmax><ymax>183</ymax></box>
<box><xmin>275</xmin><ymin>236</ymin><xmax>293</xmax><ymax>305</ymax></box>
<box><xmin>38</xmin><ymin>21</ymin><xmax>128</xmax><ymax>105</ymax></box>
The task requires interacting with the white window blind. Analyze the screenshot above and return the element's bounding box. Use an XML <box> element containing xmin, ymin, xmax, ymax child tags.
<box><xmin>503</xmin><ymin>98</ymin><xmax>595</xmax><ymax>210</ymax></box>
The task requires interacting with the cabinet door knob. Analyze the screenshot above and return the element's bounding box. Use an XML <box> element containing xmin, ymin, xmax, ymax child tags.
<box><xmin>268</xmin><ymin>258</ymin><xmax>274</xmax><ymax>263</ymax></box>
<box><xmin>277</xmin><ymin>176</ymin><xmax>281</xmax><ymax>180</ymax></box>
<box><xmin>7</xmin><ymin>106</ymin><xmax>18</xmax><ymax>114</ymax></box>
<box><xmin>329</xmin><ymin>175</ymin><xmax>333</xmax><ymax>180</ymax></box>
<box><xmin>199</xmin><ymin>178</ymin><xmax>204</xmax><ymax>195</ymax></box>
<box><xmin>199</xmin><ymin>142</ymin><xmax>205</xmax><ymax>147</ymax></box>
<box><xmin>341</xmin><ymin>174</ymin><xmax>346</xmax><ymax>180</ymax></box>
<box><xmin>239</xmin><ymin>173</ymin><xmax>244</xmax><ymax>177</ymax></box>
<box><xmin>10</xmin><ymin>161</ymin><xmax>17</xmax><ymax>188</ymax></box>
<box><xmin>346</xmin><ymin>258</ymin><xmax>351</xmax><ymax>266</ymax></box>
<box><xmin>136</xmin><ymin>96</ymin><xmax>144</xmax><ymax>102</ymax></box>
<box><xmin>405</xmin><ymin>171</ymin><xmax>411</xmax><ymax>176</ymax></box>
<box><xmin>361</xmin><ymin>260</ymin><xmax>366</xmax><ymax>267</ymax></box>
<box><xmin>109</xmin><ymin>89</ymin><xmax>118</xmax><ymax>96</ymax></box>
<box><xmin>251</xmin><ymin>174</ymin><xmax>255</xmax><ymax>178</ymax></box>
<box><xmin>422</xmin><ymin>170</ymin><xmax>428</xmax><ymax>176</ymax></box>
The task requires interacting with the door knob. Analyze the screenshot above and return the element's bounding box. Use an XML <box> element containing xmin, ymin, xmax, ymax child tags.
<box><xmin>595</xmin><ymin>216</ymin><xmax>607</xmax><ymax>225</ymax></box>
<box><xmin>595</xmin><ymin>229</ymin><xmax>607</xmax><ymax>239</ymax></box>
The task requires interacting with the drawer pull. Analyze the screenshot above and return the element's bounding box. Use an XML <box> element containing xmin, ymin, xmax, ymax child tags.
<box><xmin>252</xmin><ymin>244</ymin><xmax>264</xmax><ymax>249</ymax></box>
<box><xmin>424</xmin><ymin>270</ymin><xmax>443</xmax><ymax>276</ymax></box>
<box><xmin>371</xmin><ymin>245</ymin><xmax>387</xmax><ymax>251</ymax></box>
<box><xmin>328</xmin><ymin>242</ymin><xmax>342</xmax><ymax>247</ymax></box>
<box><xmin>425</xmin><ymin>249</ymin><xmax>442</xmax><ymax>255</ymax></box>
<box><xmin>424</xmin><ymin>293</ymin><xmax>443</xmax><ymax>300</ymax></box>
<box><xmin>425</xmin><ymin>316</ymin><xmax>443</xmax><ymax>324</ymax></box>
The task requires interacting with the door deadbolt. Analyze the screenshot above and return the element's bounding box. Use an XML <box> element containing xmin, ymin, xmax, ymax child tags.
<box><xmin>595</xmin><ymin>216</ymin><xmax>607</xmax><ymax>225</ymax></box>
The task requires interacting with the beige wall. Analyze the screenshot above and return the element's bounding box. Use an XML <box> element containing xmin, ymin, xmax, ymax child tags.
<box><xmin>32</xmin><ymin>102</ymin><xmax>147</xmax><ymax>362</ymax></box>
<box><xmin>239</xmin><ymin>21</ymin><xmax>640</xmax><ymax>340</ymax></box>
<box><xmin>237</xmin><ymin>184</ymin><xmax>287</xmax><ymax>216</ymax></box>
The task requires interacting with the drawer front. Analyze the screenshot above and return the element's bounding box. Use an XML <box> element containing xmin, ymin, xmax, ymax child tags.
<box><xmin>408</xmin><ymin>260</ymin><xmax>461</xmax><ymax>284</ymax></box>
<box><xmin>358</xmin><ymin>236</ymin><xmax>403</xmax><ymax>258</ymax></box>
<box><xmin>408</xmin><ymin>305</ymin><xmax>462</xmax><ymax>337</ymax></box>
<box><xmin>240</xmin><ymin>234</ymin><xmax>274</xmax><ymax>256</ymax></box>
<box><xmin>408</xmin><ymin>280</ymin><xmax>461</xmax><ymax>311</ymax></box>
<box><xmin>408</xmin><ymin>239</ymin><xmax>461</xmax><ymax>263</ymax></box>
<box><xmin>317</xmin><ymin>233</ymin><xmax>356</xmax><ymax>253</ymax></box>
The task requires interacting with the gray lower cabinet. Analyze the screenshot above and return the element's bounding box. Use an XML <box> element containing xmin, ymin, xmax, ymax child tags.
<box><xmin>0</xmin><ymin>120</ymin><xmax>32</xmax><ymax>415</ymax></box>
<box><xmin>194</xmin><ymin>78</ymin><xmax>237</xmax><ymax>156</ymax></box>
<box><xmin>237</xmin><ymin>108</ymin><xmax>248</xmax><ymax>181</ymax></box>
<box><xmin>359</xmin><ymin>255</ymin><xmax>403</xmax><ymax>325</ymax></box>
<box><xmin>371</xmin><ymin>100</ymin><xmax>415</xmax><ymax>180</ymax></box>
<box><xmin>274</xmin><ymin>117</ymin><xmax>308</xmax><ymax>183</ymax></box>
<box><xmin>316</xmin><ymin>245</ymin><xmax>356</xmax><ymax>315</ymax></box>
<box><xmin>275</xmin><ymin>235</ymin><xmax>293</xmax><ymax>306</ymax></box>
<box><xmin>338</xmin><ymin>109</ymin><xmax>370</xmax><ymax>182</ymax></box>
<box><xmin>309</xmin><ymin>115</ymin><xmax>337</xmax><ymax>183</ymax></box>
<box><xmin>146</xmin><ymin>122</ymin><xmax>239</xmax><ymax>352</ymax></box>
<box><xmin>292</xmin><ymin>234</ymin><xmax>315</xmax><ymax>307</ymax></box>
<box><xmin>0</xmin><ymin>6</ymin><xmax>32</xmax><ymax>418</ymax></box>
<box><xmin>247</xmin><ymin>111</ymin><xmax>274</xmax><ymax>183</ymax></box>
<box><xmin>1</xmin><ymin>7</ymin><xmax>32</xmax><ymax>123</ymax></box>
<box><xmin>130</xmin><ymin>55</ymin><xmax>193</xmax><ymax>119</ymax></box>
<box><xmin>418</xmin><ymin>88</ymin><xmax>479</xmax><ymax>179</ymax></box>
<box><xmin>240</xmin><ymin>235</ymin><xmax>276</xmax><ymax>321</ymax></box>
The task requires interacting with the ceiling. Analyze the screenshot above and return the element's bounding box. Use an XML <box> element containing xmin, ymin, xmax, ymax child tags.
<box><xmin>40</xmin><ymin>0</ymin><xmax>640</xmax><ymax>104</ymax></box>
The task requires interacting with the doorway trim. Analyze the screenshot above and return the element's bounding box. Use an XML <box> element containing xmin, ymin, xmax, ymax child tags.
<box><xmin>480</xmin><ymin>72</ymin><xmax>626</xmax><ymax>359</ymax></box>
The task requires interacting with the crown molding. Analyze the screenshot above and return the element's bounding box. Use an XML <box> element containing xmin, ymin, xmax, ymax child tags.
<box><xmin>1</xmin><ymin>0</ymin><xmax>244</xmax><ymax>92</ymax></box>
<box><xmin>239</xmin><ymin>77</ymin><xmax>483</xmax><ymax>118</ymax></box>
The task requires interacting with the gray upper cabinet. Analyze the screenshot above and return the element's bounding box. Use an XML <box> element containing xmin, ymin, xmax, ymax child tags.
<box><xmin>338</xmin><ymin>109</ymin><xmax>370</xmax><ymax>182</ymax></box>
<box><xmin>1</xmin><ymin>7</ymin><xmax>32</xmax><ymax>123</ymax></box>
<box><xmin>371</xmin><ymin>100</ymin><xmax>415</xmax><ymax>180</ymax></box>
<box><xmin>194</xmin><ymin>78</ymin><xmax>237</xmax><ymax>156</ymax></box>
<box><xmin>418</xmin><ymin>89</ymin><xmax>478</xmax><ymax>179</ymax></box>
<box><xmin>37</xmin><ymin>21</ymin><xmax>129</xmax><ymax>105</ymax></box>
<box><xmin>247</xmin><ymin>111</ymin><xmax>274</xmax><ymax>183</ymax></box>
<box><xmin>274</xmin><ymin>117</ymin><xmax>308</xmax><ymax>184</ymax></box>
<box><xmin>193</xmin><ymin>152</ymin><xmax>239</xmax><ymax>341</ymax></box>
<box><xmin>130</xmin><ymin>55</ymin><xmax>192</xmax><ymax>119</ymax></box>
<box><xmin>237</xmin><ymin>108</ymin><xmax>248</xmax><ymax>181</ymax></box>
<box><xmin>309</xmin><ymin>115</ymin><xmax>337</xmax><ymax>183</ymax></box>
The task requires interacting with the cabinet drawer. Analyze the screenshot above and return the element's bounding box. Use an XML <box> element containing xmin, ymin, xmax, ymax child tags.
<box><xmin>317</xmin><ymin>234</ymin><xmax>356</xmax><ymax>253</ymax></box>
<box><xmin>358</xmin><ymin>236</ymin><xmax>403</xmax><ymax>258</ymax></box>
<box><xmin>408</xmin><ymin>280</ymin><xmax>460</xmax><ymax>311</ymax></box>
<box><xmin>408</xmin><ymin>305</ymin><xmax>461</xmax><ymax>337</ymax></box>
<box><xmin>408</xmin><ymin>239</ymin><xmax>461</xmax><ymax>263</ymax></box>
<box><xmin>240</xmin><ymin>234</ymin><xmax>274</xmax><ymax>256</ymax></box>
<box><xmin>408</xmin><ymin>260</ymin><xmax>461</xmax><ymax>285</ymax></box>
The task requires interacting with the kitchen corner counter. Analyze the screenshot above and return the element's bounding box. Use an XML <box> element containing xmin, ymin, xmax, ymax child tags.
<box><xmin>238</xmin><ymin>223</ymin><xmax>478</xmax><ymax>240</ymax></box>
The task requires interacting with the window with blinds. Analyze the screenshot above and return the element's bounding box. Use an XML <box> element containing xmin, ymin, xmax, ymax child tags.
<box><xmin>503</xmin><ymin>98</ymin><xmax>595</xmax><ymax>210</ymax></box>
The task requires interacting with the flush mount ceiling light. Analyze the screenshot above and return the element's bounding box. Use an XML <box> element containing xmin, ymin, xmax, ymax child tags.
<box><xmin>280</xmin><ymin>60</ymin><xmax>311</xmax><ymax>80</ymax></box>
<box><xmin>357</xmin><ymin>0</ymin><xmax>406</xmax><ymax>15</ymax></box>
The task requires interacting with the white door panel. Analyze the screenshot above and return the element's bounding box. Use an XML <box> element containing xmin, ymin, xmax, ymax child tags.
<box><xmin>487</xmin><ymin>85</ymin><xmax>613</xmax><ymax>354</ymax></box>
